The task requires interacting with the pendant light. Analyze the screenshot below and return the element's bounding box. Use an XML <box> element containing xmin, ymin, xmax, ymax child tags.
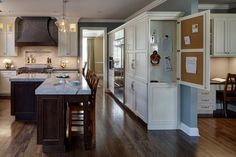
<box><xmin>55</xmin><ymin>0</ymin><xmax>68</xmax><ymax>32</ymax></box>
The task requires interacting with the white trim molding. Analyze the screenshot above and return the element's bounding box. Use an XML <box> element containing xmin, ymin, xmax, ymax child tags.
<box><xmin>125</xmin><ymin>0</ymin><xmax>167</xmax><ymax>21</ymax></box>
<box><xmin>198</xmin><ymin>4</ymin><xmax>230</xmax><ymax>10</ymax></box>
<box><xmin>179</xmin><ymin>122</ymin><xmax>200</xmax><ymax>137</ymax></box>
<box><xmin>79</xmin><ymin>18</ymin><xmax>124</xmax><ymax>23</ymax></box>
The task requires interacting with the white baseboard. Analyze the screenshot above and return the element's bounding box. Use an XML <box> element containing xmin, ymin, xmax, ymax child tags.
<box><xmin>179</xmin><ymin>122</ymin><xmax>200</xmax><ymax>136</ymax></box>
<box><xmin>148</xmin><ymin>120</ymin><xmax>178</xmax><ymax>130</ymax></box>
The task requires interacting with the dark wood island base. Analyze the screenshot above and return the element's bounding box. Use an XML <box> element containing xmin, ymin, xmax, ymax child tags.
<box><xmin>37</xmin><ymin>95</ymin><xmax>93</xmax><ymax>153</ymax></box>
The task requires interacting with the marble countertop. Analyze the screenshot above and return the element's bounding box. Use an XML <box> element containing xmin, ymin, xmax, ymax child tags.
<box><xmin>10</xmin><ymin>73</ymin><xmax>49</xmax><ymax>82</ymax></box>
<box><xmin>35</xmin><ymin>73</ymin><xmax>91</xmax><ymax>95</ymax></box>
<box><xmin>10</xmin><ymin>72</ymin><xmax>91</xmax><ymax>95</ymax></box>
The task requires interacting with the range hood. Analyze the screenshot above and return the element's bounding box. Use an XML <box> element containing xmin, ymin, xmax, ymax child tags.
<box><xmin>15</xmin><ymin>17</ymin><xmax>58</xmax><ymax>47</ymax></box>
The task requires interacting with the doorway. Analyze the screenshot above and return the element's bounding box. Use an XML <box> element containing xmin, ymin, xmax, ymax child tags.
<box><xmin>80</xmin><ymin>27</ymin><xmax>107</xmax><ymax>89</ymax></box>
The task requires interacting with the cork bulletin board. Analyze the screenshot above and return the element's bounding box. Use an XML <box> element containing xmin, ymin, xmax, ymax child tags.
<box><xmin>181</xmin><ymin>15</ymin><xmax>204</xmax><ymax>49</ymax></box>
<box><xmin>181</xmin><ymin>52</ymin><xmax>203</xmax><ymax>85</ymax></box>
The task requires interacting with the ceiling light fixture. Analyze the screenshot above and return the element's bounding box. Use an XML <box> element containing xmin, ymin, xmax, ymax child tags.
<box><xmin>55</xmin><ymin>0</ymin><xmax>68</xmax><ymax>32</ymax></box>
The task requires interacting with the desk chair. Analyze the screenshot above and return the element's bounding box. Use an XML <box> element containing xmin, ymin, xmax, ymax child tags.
<box><xmin>223</xmin><ymin>73</ymin><xmax>236</xmax><ymax>117</ymax></box>
<box><xmin>68</xmin><ymin>73</ymin><xmax>100</xmax><ymax>145</ymax></box>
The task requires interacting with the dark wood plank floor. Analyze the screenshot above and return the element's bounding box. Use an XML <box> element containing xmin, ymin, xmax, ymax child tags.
<box><xmin>0</xmin><ymin>85</ymin><xmax>236</xmax><ymax>157</ymax></box>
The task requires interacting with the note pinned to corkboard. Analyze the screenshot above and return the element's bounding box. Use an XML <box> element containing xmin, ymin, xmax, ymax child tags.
<box><xmin>181</xmin><ymin>16</ymin><xmax>203</xmax><ymax>49</ymax></box>
<box><xmin>181</xmin><ymin>52</ymin><xmax>203</xmax><ymax>85</ymax></box>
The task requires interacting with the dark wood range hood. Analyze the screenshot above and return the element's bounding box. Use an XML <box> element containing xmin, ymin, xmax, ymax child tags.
<box><xmin>15</xmin><ymin>17</ymin><xmax>58</xmax><ymax>47</ymax></box>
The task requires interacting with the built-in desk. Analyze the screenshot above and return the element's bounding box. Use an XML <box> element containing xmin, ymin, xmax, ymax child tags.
<box><xmin>197</xmin><ymin>79</ymin><xmax>225</xmax><ymax>115</ymax></box>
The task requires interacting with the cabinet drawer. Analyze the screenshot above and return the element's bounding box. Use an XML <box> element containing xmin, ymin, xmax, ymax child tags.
<box><xmin>198</xmin><ymin>90</ymin><xmax>215</xmax><ymax>97</ymax></box>
<box><xmin>198</xmin><ymin>96</ymin><xmax>215</xmax><ymax>104</ymax></box>
<box><xmin>198</xmin><ymin>103</ymin><xmax>215</xmax><ymax>110</ymax></box>
<box><xmin>198</xmin><ymin>109</ymin><xmax>213</xmax><ymax>114</ymax></box>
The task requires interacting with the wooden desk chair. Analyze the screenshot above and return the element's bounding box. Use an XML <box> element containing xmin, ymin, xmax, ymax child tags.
<box><xmin>68</xmin><ymin>73</ymin><xmax>100</xmax><ymax>145</ymax></box>
<box><xmin>223</xmin><ymin>73</ymin><xmax>236</xmax><ymax>117</ymax></box>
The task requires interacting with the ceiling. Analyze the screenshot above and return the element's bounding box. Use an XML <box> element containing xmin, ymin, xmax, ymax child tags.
<box><xmin>0</xmin><ymin>0</ymin><xmax>235</xmax><ymax>20</ymax></box>
<box><xmin>0</xmin><ymin>0</ymin><xmax>156</xmax><ymax>20</ymax></box>
<box><xmin>199</xmin><ymin>0</ymin><xmax>236</xmax><ymax>4</ymax></box>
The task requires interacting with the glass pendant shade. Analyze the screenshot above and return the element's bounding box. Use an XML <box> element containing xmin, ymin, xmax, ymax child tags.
<box><xmin>55</xmin><ymin>0</ymin><xmax>67</xmax><ymax>32</ymax></box>
<box><xmin>55</xmin><ymin>18</ymin><xmax>67</xmax><ymax>32</ymax></box>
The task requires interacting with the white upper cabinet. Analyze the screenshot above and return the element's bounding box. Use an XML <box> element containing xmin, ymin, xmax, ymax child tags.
<box><xmin>135</xmin><ymin>19</ymin><xmax>147</xmax><ymax>51</ymax></box>
<box><xmin>211</xmin><ymin>14</ymin><xmax>236</xmax><ymax>56</ymax></box>
<box><xmin>227</xmin><ymin>18</ymin><xmax>236</xmax><ymax>55</ymax></box>
<box><xmin>125</xmin><ymin>25</ymin><xmax>135</xmax><ymax>51</ymax></box>
<box><xmin>0</xmin><ymin>17</ymin><xmax>18</xmax><ymax>56</ymax></box>
<box><xmin>58</xmin><ymin>18</ymin><xmax>78</xmax><ymax>57</ymax></box>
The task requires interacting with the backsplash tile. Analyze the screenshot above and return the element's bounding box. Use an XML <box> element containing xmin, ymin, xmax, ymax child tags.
<box><xmin>0</xmin><ymin>46</ymin><xmax>79</xmax><ymax>70</ymax></box>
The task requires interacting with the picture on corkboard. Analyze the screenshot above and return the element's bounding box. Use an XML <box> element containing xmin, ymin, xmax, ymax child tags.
<box><xmin>181</xmin><ymin>15</ymin><xmax>204</xmax><ymax>49</ymax></box>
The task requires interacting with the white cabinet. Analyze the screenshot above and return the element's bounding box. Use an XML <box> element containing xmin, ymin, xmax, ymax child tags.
<box><xmin>197</xmin><ymin>88</ymin><xmax>216</xmax><ymax>114</ymax></box>
<box><xmin>135</xmin><ymin>19</ymin><xmax>147</xmax><ymax>51</ymax></box>
<box><xmin>0</xmin><ymin>71</ymin><xmax>16</xmax><ymax>95</ymax></box>
<box><xmin>124</xmin><ymin>76</ymin><xmax>147</xmax><ymax>122</ymax></box>
<box><xmin>126</xmin><ymin>52</ymin><xmax>135</xmax><ymax>76</ymax></box>
<box><xmin>211</xmin><ymin>14</ymin><xmax>236</xmax><ymax>56</ymax></box>
<box><xmin>0</xmin><ymin>17</ymin><xmax>18</xmax><ymax>56</ymax></box>
<box><xmin>125</xmin><ymin>25</ymin><xmax>135</xmax><ymax>51</ymax></box>
<box><xmin>58</xmin><ymin>18</ymin><xmax>78</xmax><ymax>57</ymax></box>
<box><xmin>125</xmin><ymin>76</ymin><xmax>135</xmax><ymax>111</ymax></box>
<box><xmin>108</xmin><ymin>69</ymin><xmax>114</xmax><ymax>93</ymax></box>
<box><xmin>148</xmin><ymin>83</ymin><xmax>178</xmax><ymax>130</ymax></box>
<box><xmin>134</xmin><ymin>80</ymin><xmax>147</xmax><ymax>122</ymax></box>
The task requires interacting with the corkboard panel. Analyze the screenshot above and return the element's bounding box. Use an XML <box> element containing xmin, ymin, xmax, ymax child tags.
<box><xmin>181</xmin><ymin>52</ymin><xmax>203</xmax><ymax>85</ymax></box>
<box><xmin>181</xmin><ymin>16</ymin><xmax>203</xmax><ymax>49</ymax></box>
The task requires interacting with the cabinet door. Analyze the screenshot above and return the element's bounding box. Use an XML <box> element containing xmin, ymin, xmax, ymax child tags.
<box><xmin>134</xmin><ymin>80</ymin><xmax>147</xmax><ymax>123</ymax></box>
<box><xmin>68</xmin><ymin>32</ymin><xmax>78</xmax><ymax>56</ymax></box>
<box><xmin>228</xmin><ymin>18</ymin><xmax>236</xmax><ymax>55</ymax></box>
<box><xmin>6</xmin><ymin>33</ymin><xmax>17</xmax><ymax>56</ymax></box>
<box><xmin>126</xmin><ymin>52</ymin><xmax>135</xmax><ymax>76</ymax></box>
<box><xmin>0</xmin><ymin>32</ymin><xmax>6</xmax><ymax>56</ymax></box>
<box><xmin>135</xmin><ymin>20</ymin><xmax>147</xmax><ymax>50</ymax></box>
<box><xmin>109</xmin><ymin>69</ymin><xmax>114</xmax><ymax>93</ymax></box>
<box><xmin>124</xmin><ymin>76</ymin><xmax>135</xmax><ymax>111</ymax></box>
<box><xmin>58</xmin><ymin>32</ymin><xmax>68</xmax><ymax>56</ymax></box>
<box><xmin>213</xmin><ymin>18</ymin><xmax>227</xmax><ymax>55</ymax></box>
<box><xmin>135</xmin><ymin>52</ymin><xmax>147</xmax><ymax>82</ymax></box>
<box><xmin>125</xmin><ymin>25</ymin><xmax>135</xmax><ymax>51</ymax></box>
<box><xmin>0</xmin><ymin>71</ymin><xmax>16</xmax><ymax>94</ymax></box>
<box><xmin>177</xmin><ymin>10</ymin><xmax>210</xmax><ymax>90</ymax></box>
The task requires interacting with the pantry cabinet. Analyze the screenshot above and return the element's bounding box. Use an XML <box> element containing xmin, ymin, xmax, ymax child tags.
<box><xmin>58</xmin><ymin>18</ymin><xmax>78</xmax><ymax>57</ymax></box>
<box><xmin>0</xmin><ymin>17</ymin><xmax>18</xmax><ymax>56</ymax></box>
<box><xmin>211</xmin><ymin>14</ymin><xmax>236</xmax><ymax>56</ymax></box>
<box><xmin>109</xmin><ymin>11</ymin><xmax>211</xmax><ymax>131</ymax></box>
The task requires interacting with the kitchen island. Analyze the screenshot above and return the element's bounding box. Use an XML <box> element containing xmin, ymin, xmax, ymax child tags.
<box><xmin>10</xmin><ymin>73</ymin><xmax>49</xmax><ymax>121</ymax></box>
<box><xmin>35</xmin><ymin>73</ymin><xmax>92</xmax><ymax>153</ymax></box>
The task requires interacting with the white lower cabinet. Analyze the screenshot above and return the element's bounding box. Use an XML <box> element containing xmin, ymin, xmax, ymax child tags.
<box><xmin>148</xmin><ymin>83</ymin><xmax>178</xmax><ymax>130</ymax></box>
<box><xmin>125</xmin><ymin>76</ymin><xmax>147</xmax><ymax>122</ymax></box>
<box><xmin>108</xmin><ymin>69</ymin><xmax>114</xmax><ymax>93</ymax></box>
<box><xmin>0</xmin><ymin>71</ymin><xmax>16</xmax><ymax>95</ymax></box>
<box><xmin>125</xmin><ymin>76</ymin><xmax>135</xmax><ymax>111</ymax></box>
<box><xmin>134</xmin><ymin>80</ymin><xmax>147</xmax><ymax>122</ymax></box>
<box><xmin>197</xmin><ymin>84</ymin><xmax>224</xmax><ymax>114</ymax></box>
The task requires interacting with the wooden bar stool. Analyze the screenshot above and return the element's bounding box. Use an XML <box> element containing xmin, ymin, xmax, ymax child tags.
<box><xmin>68</xmin><ymin>73</ymin><xmax>100</xmax><ymax>146</ymax></box>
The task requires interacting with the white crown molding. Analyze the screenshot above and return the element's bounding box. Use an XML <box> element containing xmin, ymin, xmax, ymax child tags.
<box><xmin>198</xmin><ymin>4</ymin><xmax>230</xmax><ymax>10</ymax></box>
<box><xmin>79</xmin><ymin>18</ymin><xmax>124</xmax><ymax>23</ymax></box>
<box><xmin>179</xmin><ymin>122</ymin><xmax>200</xmax><ymax>137</ymax></box>
<box><xmin>125</xmin><ymin>0</ymin><xmax>167</xmax><ymax>22</ymax></box>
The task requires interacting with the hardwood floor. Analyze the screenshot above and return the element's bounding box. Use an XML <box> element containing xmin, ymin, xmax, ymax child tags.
<box><xmin>0</xmin><ymin>85</ymin><xmax>236</xmax><ymax>156</ymax></box>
